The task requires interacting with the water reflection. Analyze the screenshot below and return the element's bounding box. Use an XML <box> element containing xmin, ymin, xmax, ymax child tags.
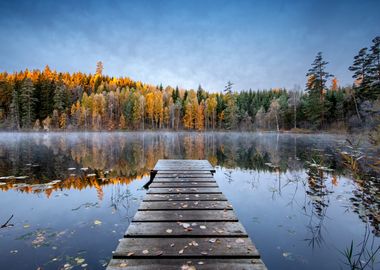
<box><xmin>0</xmin><ymin>132</ymin><xmax>379</xmax><ymax>269</ymax></box>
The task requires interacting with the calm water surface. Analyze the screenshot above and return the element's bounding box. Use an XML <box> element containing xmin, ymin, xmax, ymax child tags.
<box><xmin>0</xmin><ymin>132</ymin><xmax>379</xmax><ymax>270</ymax></box>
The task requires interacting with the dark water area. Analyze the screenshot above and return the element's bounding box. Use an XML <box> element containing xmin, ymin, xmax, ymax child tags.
<box><xmin>0</xmin><ymin>132</ymin><xmax>379</xmax><ymax>270</ymax></box>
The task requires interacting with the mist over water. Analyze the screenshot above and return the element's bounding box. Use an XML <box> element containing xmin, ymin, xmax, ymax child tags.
<box><xmin>0</xmin><ymin>132</ymin><xmax>378</xmax><ymax>269</ymax></box>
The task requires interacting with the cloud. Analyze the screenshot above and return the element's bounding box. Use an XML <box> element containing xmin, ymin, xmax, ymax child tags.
<box><xmin>0</xmin><ymin>0</ymin><xmax>379</xmax><ymax>91</ymax></box>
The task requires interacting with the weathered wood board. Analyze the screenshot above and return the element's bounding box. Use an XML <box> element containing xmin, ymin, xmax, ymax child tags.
<box><xmin>107</xmin><ymin>159</ymin><xmax>267</xmax><ymax>270</ymax></box>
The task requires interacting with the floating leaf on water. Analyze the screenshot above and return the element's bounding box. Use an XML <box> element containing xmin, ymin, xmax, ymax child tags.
<box><xmin>94</xmin><ymin>220</ymin><xmax>102</xmax><ymax>225</ymax></box>
<box><xmin>23</xmin><ymin>224</ymin><xmax>30</xmax><ymax>228</ymax></box>
<box><xmin>87</xmin><ymin>174</ymin><xmax>96</xmax><ymax>177</ymax></box>
<box><xmin>68</xmin><ymin>168</ymin><xmax>76</xmax><ymax>171</ymax></box>
<box><xmin>50</xmin><ymin>180</ymin><xmax>62</xmax><ymax>184</ymax></box>
<box><xmin>283</xmin><ymin>252</ymin><xmax>292</xmax><ymax>258</ymax></box>
<box><xmin>81</xmin><ymin>264</ymin><xmax>88</xmax><ymax>268</ymax></box>
<box><xmin>0</xmin><ymin>176</ymin><xmax>10</xmax><ymax>180</ymax></box>
<box><xmin>10</xmin><ymin>250</ymin><xmax>18</xmax><ymax>254</ymax></box>
<box><xmin>75</xmin><ymin>257</ymin><xmax>85</xmax><ymax>264</ymax></box>
<box><xmin>80</xmin><ymin>168</ymin><xmax>88</xmax><ymax>171</ymax></box>
<box><xmin>15</xmin><ymin>176</ymin><xmax>28</xmax><ymax>180</ymax></box>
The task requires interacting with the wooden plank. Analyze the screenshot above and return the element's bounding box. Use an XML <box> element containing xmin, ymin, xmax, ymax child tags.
<box><xmin>148</xmin><ymin>187</ymin><xmax>222</xmax><ymax>194</ymax></box>
<box><xmin>125</xmin><ymin>222</ymin><xmax>248</xmax><ymax>237</ymax></box>
<box><xmin>153</xmin><ymin>178</ymin><xmax>216</xmax><ymax>182</ymax></box>
<box><xmin>133</xmin><ymin>210</ymin><xmax>238</xmax><ymax>222</ymax></box>
<box><xmin>155</xmin><ymin>170</ymin><xmax>214</xmax><ymax>173</ymax></box>
<box><xmin>149</xmin><ymin>182</ymin><xmax>218</xmax><ymax>188</ymax></box>
<box><xmin>139</xmin><ymin>201</ymin><xmax>232</xmax><ymax>210</ymax></box>
<box><xmin>154</xmin><ymin>161</ymin><xmax>214</xmax><ymax>171</ymax></box>
<box><xmin>144</xmin><ymin>194</ymin><xmax>227</xmax><ymax>201</ymax></box>
<box><xmin>156</xmin><ymin>174</ymin><xmax>213</xmax><ymax>178</ymax></box>
<box><xmin>155</xmin><ymin>173</ymin><xmax>213</xmax><ymax>178</ymax></box>
<box><xmin>113</xmin><ymin>237</ymin><xmax>259</xmax><ymax>258</ymax></box>
<box><xmin>107</xmin><ymin>258</ymin><xmax>267</xmax><ymax>270</ymax></box>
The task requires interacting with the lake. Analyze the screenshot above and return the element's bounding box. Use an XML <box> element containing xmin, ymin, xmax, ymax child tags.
<box><xmin>0</xmin><ymin>132</ymin><xmax>379</xmax><ymax>270</ymax></box>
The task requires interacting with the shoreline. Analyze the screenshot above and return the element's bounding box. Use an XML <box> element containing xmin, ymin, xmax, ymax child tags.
<box><xmin>0</xmin><ymin>129</ymin><xmax>354</xmax><ymax>136</ymax></box>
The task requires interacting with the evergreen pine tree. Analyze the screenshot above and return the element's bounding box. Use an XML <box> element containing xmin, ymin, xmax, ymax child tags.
<box><xmin>9</xmin><ymin>87</ymin><xmax>20</xmax><ymax>130</ymax></box>
<box><xmin>349</xmin><ymin>48</ymin><xmax>373</xmax><ymax>100</ymax></box>
<box><xmin>53</xmin><ymin>82</ymin><xmax>66</xmax><ymax>112</ymax></box>
<box><xmin>20</xmin><ymin>78</ymin><xmax>37</xmax><ymax>128</ymax></box>
<box><xmin>305</xmin><ymin>52</ymin><xmax>333</xmax><ymax>129</ymax></box>
<box><xmin>369</xmin><ymin>36</ymin><xmax>380</xmax><ymax>95</ymax></box>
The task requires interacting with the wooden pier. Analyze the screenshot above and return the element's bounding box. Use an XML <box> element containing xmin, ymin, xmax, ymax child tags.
<box><xmin>107</xmin><ymin>160</ymin><xmax>267</xmax><ymax>270</ymax></box>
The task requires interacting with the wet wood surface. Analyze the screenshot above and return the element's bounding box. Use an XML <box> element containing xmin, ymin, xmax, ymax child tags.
<box><xmin>107</xmin><ymin>159</ymin><xmax>267</xmax><ymax>270</ymax></box>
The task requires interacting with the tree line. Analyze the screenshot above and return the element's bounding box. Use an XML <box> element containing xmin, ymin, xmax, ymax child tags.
<box><xmin>0</xmin><ymin>36</ymin><xmax>379</xmax><ymax>132</ymax></box>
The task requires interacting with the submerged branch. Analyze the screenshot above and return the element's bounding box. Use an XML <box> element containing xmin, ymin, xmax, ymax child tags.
<box><xmin>1</xmin><ymin>214</ymin><xmax>14</xmax><ymax>229</ymax></box>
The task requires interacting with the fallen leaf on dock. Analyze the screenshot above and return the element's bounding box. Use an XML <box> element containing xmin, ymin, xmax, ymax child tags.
<box><xmin>235</xmin><ymin>238</ymin><xmax>244</xmax><ymax>243</ymax></box>
<box><xmin>166</xmin><ymin>229</ymin><xmax>173</xmax><ymax>233</ymax></box>
<box><xmin>142</xmin><ymin>249</ymin><xmax>149</xmax><ymax>254</ymax></box>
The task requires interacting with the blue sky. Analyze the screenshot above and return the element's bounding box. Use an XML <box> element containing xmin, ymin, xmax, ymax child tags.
<box><xmin>0</xmin><ymin>0</ymin><xmax>379</xmax><ymax>91</ymax></box>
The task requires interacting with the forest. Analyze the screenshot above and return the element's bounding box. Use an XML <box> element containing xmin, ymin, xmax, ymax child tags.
<box><xmin>0</xmin><ymin>36</ymin><xmax>379</xmax><ymax>135</ymax></box>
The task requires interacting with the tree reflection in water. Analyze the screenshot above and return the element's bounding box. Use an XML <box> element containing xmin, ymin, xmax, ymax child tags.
<box><xmin>0</xmin><ymin>132</ymin><xmax>378</xmax><ymax>237</ymax></box>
